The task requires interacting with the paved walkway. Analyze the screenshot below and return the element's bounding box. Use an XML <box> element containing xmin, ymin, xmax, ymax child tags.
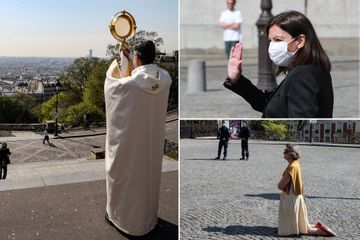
<box><xmin>0</xmin><ymin>171</ymin><xmax>178</xmax><ymax>240</ymax></box>
<box><xmin>180</xmin><ymin>139</ymin><xmax>360</xmax><ymax>239</ymax></box>
<box><xmin>0</xmin><ymin>155</ymin><xmax>178</xmax><ymax>192</ymax></box>
<box><xmin>0</xmin><ymin>120</ymin><xmax>179</xmax><ymax>240</ymax></box>
<box><xmin>0</xmin><ymin>116</ymin><xmax>178</xmax><ymax>165</ymax></box>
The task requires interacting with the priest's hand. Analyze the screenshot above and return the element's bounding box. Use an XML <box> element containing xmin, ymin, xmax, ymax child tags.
<box><xmin>121</xmin><ymin>48</ymin><xmax>131</xmax><ymax>60</ymax></box>
<box><xmin>227</xmin><ymin>42</ymin><xmax>243</xmax><ymax>83</ymax></box>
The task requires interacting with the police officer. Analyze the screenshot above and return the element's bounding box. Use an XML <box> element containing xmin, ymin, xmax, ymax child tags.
<box><xmin>215</xmin><ymin>121</ymin><xmax>230</xmax><ymax>160</ymax></box>
<box><xmin>239</xmin><ymin>121</ymin><xmax>250</xmax><ymax>160</ymax></box>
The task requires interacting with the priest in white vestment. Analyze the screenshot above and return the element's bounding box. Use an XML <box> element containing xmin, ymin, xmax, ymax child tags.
<box><xmin>104</xmin><ymin>40</ymin><xmax>172</xmax><ymax>236</ymax></box>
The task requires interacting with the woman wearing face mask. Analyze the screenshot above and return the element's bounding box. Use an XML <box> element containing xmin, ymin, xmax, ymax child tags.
<box><xmin>224</xmin><ymin>11</ymin><xmax>333</xmax><ymax>118</ymax></box>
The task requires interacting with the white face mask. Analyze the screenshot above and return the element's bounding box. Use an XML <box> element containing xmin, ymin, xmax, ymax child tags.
<box><xmin>268</xmin><ymin>38</ymin><xmax>299</xmax><ymax>67</ymax></box>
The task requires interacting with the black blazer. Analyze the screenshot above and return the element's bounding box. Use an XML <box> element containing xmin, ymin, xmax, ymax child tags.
<box><xmin>218</xmin><ymin>126</ymin><xmax>230</xmax><ymax>141</ymax></box>
<box><xmin>224</xmin><ymin>64</ymin><xmax>333</xmax><ymax>118</ymax></box>
<box><xmin>0</xmin><ymin>148</ymin><xmax>11</xmax><ymax>165</ymax></box>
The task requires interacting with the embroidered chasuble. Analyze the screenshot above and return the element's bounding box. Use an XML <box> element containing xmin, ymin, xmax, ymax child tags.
<box><xmin>104</xmin><ymin>51</ymin><xmax>172</xmax><ymax>235</ymax></box>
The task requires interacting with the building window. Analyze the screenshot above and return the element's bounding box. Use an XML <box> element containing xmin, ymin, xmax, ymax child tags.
<box><xmin>336</xmin><ymin>121</ymin><xmax>342</xmax><ymax>133</ymax></box>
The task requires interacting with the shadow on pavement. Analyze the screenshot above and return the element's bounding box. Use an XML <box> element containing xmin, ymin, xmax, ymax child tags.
<box><xmin>110</xmin><ymin>218</ymin><xmax>178</xmax><ymax>240</ymax></box>
<box><xmin>306</xmin><ymin>195</ymin><xmax>360</xmax><ymax>201</ymax></box>
<box><xmin>183</xmin><ymin>158</ymin><xmax>247</xmax><ymax>161</ymax></box>
<box><xmin>151</xmin><ymin>218</ymin><xmax>178</xmax><ymax>240</ymax></box>
<box><xmin>245</xmin><ymin>193</ymin><xmax>360</xmax><ymax>201</ymax></box>
<box><xmin>245</xmin><ymin>193</ymin><xmax>280</xmax><ymax>200</ymax></box>
<box><xmin>203</xmin><ymin>225</ymin><xmax>278</xmax><ymax>237</ymax></box>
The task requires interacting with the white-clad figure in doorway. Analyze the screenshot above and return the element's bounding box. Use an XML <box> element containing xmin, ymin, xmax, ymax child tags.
<box><xmin>104</xmin><ymin>40</ymin><xmax>172</xmax><ymax>237</ymax></box>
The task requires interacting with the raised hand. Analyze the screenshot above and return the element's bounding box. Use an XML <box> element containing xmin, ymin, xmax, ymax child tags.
<box><xmin>121</xmin><ymin>48</ymin><xmax>131</xmax><ymax>60</ymax></box>
<box><xmin>227</xmin><ymin>42</ymin><xmax>243</xmax><ymax>83</ymax></box>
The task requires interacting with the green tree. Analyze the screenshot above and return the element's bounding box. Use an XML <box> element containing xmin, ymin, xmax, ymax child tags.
<box><xmin>249</xmin><ymin>120</ymin><xmax>264</xmax><ymax>131</ymax></box>
<box><xmin>10</xmin><ymin>93</ymin><xmax>38</xmax><ymax>122</ymax></box>
<box><xmin>37</xmin><ymin>92</ymin><xmax>78</xmax><ymax>123</ymax></box>
<box><xmin>59</xmin><ymin>57</ymin><xmax>104</xmax><ymax>103</ymax></box>
<box><xmin>65</xmin><ymin>102</ymin><xmax>105</xmax><ymax>127</ymax></box>
<box><xmin>261</xmin><ymin>121</ymin><xmax>290</xmax><ymax>141</ymax></box>
<box><xmin>106</xmin><ymin>30</ymin><xmax>164</xmax><ymax>60</ymax></box>
<box><xmin>83</xmin><ymin>59</ymin><xmax>109</xmax><ymax>111</ymax></box>
<box><xmin>0</xmin><ymin>93</ymin><xmax>37</xmax><ymax>123</ymax></box>
<box><xmin>158</xmin><ymin>62</ymin><xmax>178</xmax><ymax>111</ymax></box>
<box><xmin>0</xmin><ymin>96</ymin><xmax>16</xmax><ymax>123</ymax></box>
<box><xmin>38</xmin><ymin>57</ymin><xmax>109</xmax><ymax>126</ymax></box>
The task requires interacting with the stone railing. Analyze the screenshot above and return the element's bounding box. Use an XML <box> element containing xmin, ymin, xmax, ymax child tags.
<box><xmin>0</xmin><ymin>123</ymin><xmax>46</xmax><ymax>131</ymax></box>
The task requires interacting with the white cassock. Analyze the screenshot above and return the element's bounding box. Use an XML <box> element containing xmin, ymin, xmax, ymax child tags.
<box><xmin>104</xmin><ymin>52</ymin><xmax>172</xmax><ymax>236</ymax></box>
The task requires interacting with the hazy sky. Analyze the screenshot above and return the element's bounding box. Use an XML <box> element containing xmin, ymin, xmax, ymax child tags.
<box><xmin>0</xmin><ymin>0</ymin><xmax>178</xmax><ymax>57</ymax></box>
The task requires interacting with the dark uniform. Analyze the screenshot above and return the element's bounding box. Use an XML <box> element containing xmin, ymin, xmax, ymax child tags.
<box><xmin>0</xmin><ymin>147</ymin><xmax>11</xmax><ymax>179</ymax></box>
<box><xmin>216</xmin><ymin>125</ymin><xmax>230</xmax><ymax>160</ymax></box>
<box><xmin>239</xmin><ymin>126</ymin><xmax>250</xmax><ymax>160</ymax></box>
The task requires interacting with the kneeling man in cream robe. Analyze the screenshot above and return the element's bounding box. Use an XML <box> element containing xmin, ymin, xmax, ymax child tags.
<box><xmin>104</xmin><ymin>40</ymin><xmax>172</xmax><ymax>236</ymax></box>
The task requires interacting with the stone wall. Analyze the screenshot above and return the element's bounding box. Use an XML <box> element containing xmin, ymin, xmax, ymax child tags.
<box><xmin>0</xmin><ymin>123</ymin><xmax>45</xmax><ymax>131</ymax></box>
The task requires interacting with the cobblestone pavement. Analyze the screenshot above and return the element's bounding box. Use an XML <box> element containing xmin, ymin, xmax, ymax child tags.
<box><xmin>180</xmin><ymin>139</ymin><xmax>360</xmax><ymax>239</ymax></box>
<box><xmin>1</xmin><ymin>119</ymin><xmax>178</xmax><ymax>164</ymax></box>
<box><xmin>180</xmin><ymin>61</ymin><xmax>360</xmax><ymax>118</ymax></box>
<box><xmin>5</xmin><ymin>135</ymin><xmax>106</xmax><ymax>164</ymax></box>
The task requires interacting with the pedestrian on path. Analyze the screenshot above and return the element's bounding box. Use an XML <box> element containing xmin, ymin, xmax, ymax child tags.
<box><xmin>239</xmin><ymin>121</ymin><xmax>250</xmax><ymax>160</ymax></box>
<box><xmin>43</xmin><ymin>128</ymin><xmax>50</xmax><ymax>145</ymax></box>
<box><xmin>219</xmin><ymin>0</ymin><xmax>243</xmax><ymax>59</ymax></box>
<box><xmin>215</xmin><ymin>121</ymin><xmax>230</xmax><ymax>160</ymax></box>
<box><xmin>277</xmin><ymin>144</ymin><xmax>336</xmax><ymax>237</ymax></box>
<box><xmin>0</xmin><ymin>142</ymin><xmax>11</xmax><ymax>179</ymax></box>
<box><xmin>104</xmin><ymin>40</ymin><xmax>172</xmax><ymax>237</ymax></box>
<box><xmin>224</xmin><ymin>11</ymin><xmax>333</xmax><ymax>118</ymax></box>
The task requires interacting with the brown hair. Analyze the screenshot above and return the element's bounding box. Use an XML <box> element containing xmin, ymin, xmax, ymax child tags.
<box><xmin>266</xmin><ymin>11</ymin><xmax>331</xmax><ymax>74</ymax></box>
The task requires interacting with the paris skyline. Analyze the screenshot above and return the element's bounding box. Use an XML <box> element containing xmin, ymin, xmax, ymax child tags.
<box><xmin>0</xmin><ymin>0</ymin><xmax>178</xmax><ymax>58</ymax></box>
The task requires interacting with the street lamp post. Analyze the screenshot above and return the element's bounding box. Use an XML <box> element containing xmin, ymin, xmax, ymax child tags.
<box><xmin>54</xmin><ymin>86</ymin><xmax>59</xmax><ymax>137</ymax></box>
<box><xmin>256</xmin><ymin>0</ymin><xmax>276</xmax><ymax>91</ymax></box>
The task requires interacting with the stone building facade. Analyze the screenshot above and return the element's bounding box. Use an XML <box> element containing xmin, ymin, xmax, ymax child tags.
<box><xmin>181</xmin><ymin>0</ymin><xmax>359</xmax><ymax>59</ymax></box>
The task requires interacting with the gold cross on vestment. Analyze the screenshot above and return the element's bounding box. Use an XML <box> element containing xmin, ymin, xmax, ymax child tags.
<box><xmin>152</xmin><ymin>83</ymin><xmax>159</xmax><ymax>91</ymax></box>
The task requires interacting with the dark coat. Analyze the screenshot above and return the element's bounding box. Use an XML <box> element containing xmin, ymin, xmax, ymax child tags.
<box><xmin>224</xmin><ymin>64</ymin><xmax>334</xmax><ymax>118</ymax></box>
<box><xmin>218</xmin><ymin>126</ymin><xmax>230</xmax><ymax>142</ymax></box>
<box><xmin>239</xmin><ymin>126</ymin><xmax>250</xmax><ymax>139</ymax></box>
<box><xmin>0</xmin><ymin>148</ymin><xmax>11</xmax><ymax>166</ymax></box>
